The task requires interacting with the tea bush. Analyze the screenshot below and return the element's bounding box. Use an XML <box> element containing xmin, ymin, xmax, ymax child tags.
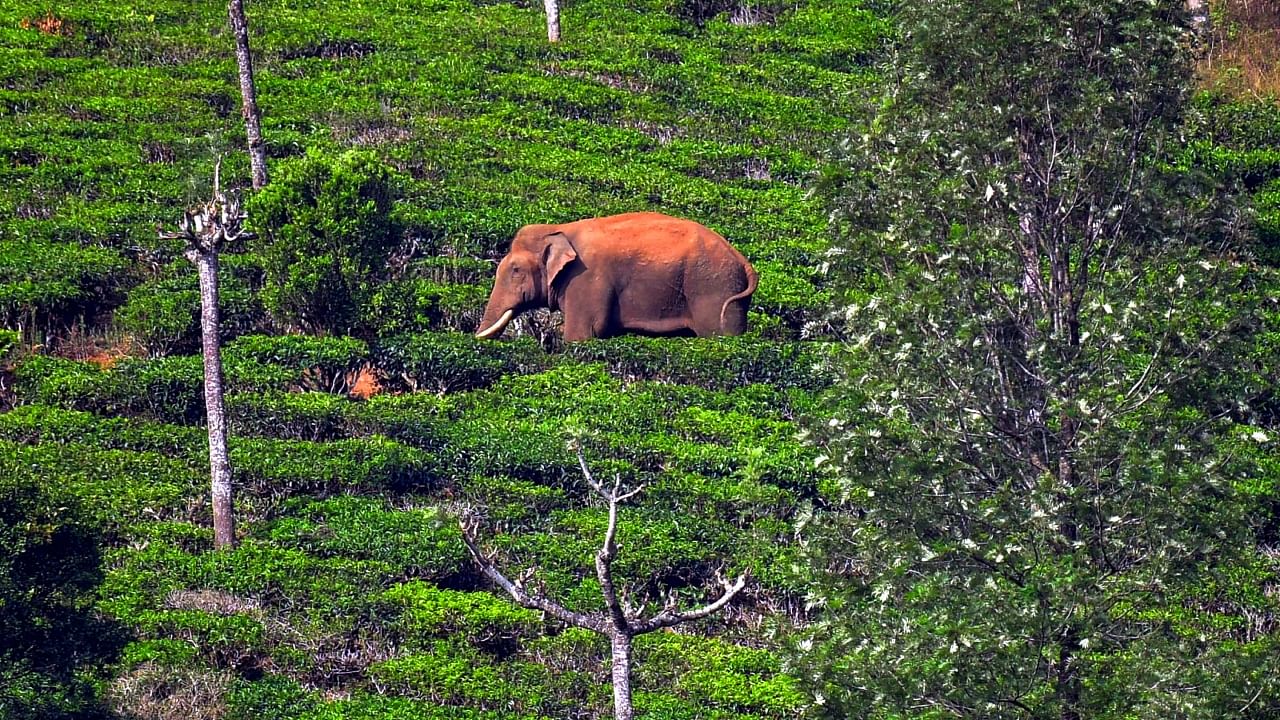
<box><xmin>0</xmin><ymin>238</ymin><xmax>128</xmax><ymax>331</ymax></box>
<box><xmin>362</xmin><ymin>279</ymin><xmax>489</xmax><ymax>336</ymax></box>
<box><xmin>561</xmin><ymin>336</ymin><xmax>835</xmax><ymax>389</ymax></box>
<box><xmin>226</xmin><ymin>334</ymin><xmax>369</xmax><ymax>393</ymax></box>
<box><xmin>264</xmin><ymin>497</ymin><xmax>469</xmax><ymax>581</ymax></box>
<box><xmin>0</xmin><ymin>472</ymin><xmax>121</xmax><ymax>720</ymax></box>
<box><xmin>374</xmin><ymin>332</ymin><xmax>549</xmax><ymax>393</ymax></box>
<box><xmin>635</xmin><ymin>633</ymin><xmax>804</xmax><ymax>716</ymax></box>
<box><xmin>115</xmin><ymin>254</ymin><xmax>267</xmax><ymax>356</ymax></box>
<box><xmin>247</xmin><ymin>150</ymin><xmax>402</xmax><ymax>335</ymax></box>
<box><xmin>227</xmin><ymin>391</ymin><xmax>356</xmax><ymax>441</ymax></box>
<box><xmin>15</xmin><ymin>354</ymin><xmax>300</xmax><ymax>422</ymax></box>
<box><xmin>382</xmin><ymin>580</ymin><xmax>542</xmax><ymax>645</ymax></box>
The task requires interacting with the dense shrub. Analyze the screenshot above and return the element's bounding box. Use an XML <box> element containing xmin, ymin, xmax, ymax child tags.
<box><xmin>226</xmin><ymin>334</ymin><xmax>369</xmax><ymax>393</ymax></box>
<box><xmin>0</xmin><ymin>472</ymin><xmax>121</xmax><ymax>720</ymax></box>
<box><xmin>561</xmin><ymin>336</ymin><xmax>835</xmax><ymax>389</ymax></box>
<box><xmin>225</xmin><ymin>675</ymin><xmax>320</xmax><ymax>720</ymax></box>
<box><xmin>381</xmin><ymin>580</ymin><xmax>542</xmax><ymax>646</ymax></box>
<box><xmin>227</xmin><ymin>391</ymin><xmax>356</xmax><ymax>441</ymax></box>
<box><xmin>15</xmin><ymin>354</ymin><xmax>299</xmax><ymax>423</ymax></box>
<box><xmin>0</xmin><ymin>440</ymin><xmax>198</xmax><ymax>533</ymax></box>
<box><xmin>0</xmin><ymin>238</ymin><xmax>128</xmax><ymax>331</ymax></box>
<box><xmin>247</xmin><ymin>150</ymin><xmax>402</xmax><ymax>335</ymax></box>
<box><xmin>265</xmin><ymin>497</ymin><xmax>469</xmax><ymax>580</ymax></box>
<box><xmin>1257</xmin><ymin>179</ymin><xmax>1280</xmax><ymax>265</ymax></box>
<box><xmin>362</xmin><ymin>279</ymin><xmax>488</xmax><ymax>335</ymax></box>
<box><xmin>0</xmin><ymin>405</ymin><xmax>204</xmax><ymax>456</ymax></box>
<box><xmin>114</xmin><ymin>257</ymin><xmax>265</xmax><ymax>357</ymax></box>
<box><xmin>635</xmin><ymin>633</ymin><xmax>804</xmax><ymax>716</ymax></box>
<box><xmin>232</xmin><ymin>436</ymin><xmax>437</xmax><ymax>498</ymax></box>
<box><xmin>374</xmin><ymin>332</ymin><xmax>549</xmax><ymax>393</ymax></box>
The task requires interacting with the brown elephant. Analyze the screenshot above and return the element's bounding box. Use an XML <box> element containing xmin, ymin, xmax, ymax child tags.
<box><xmin>475</xmin><ymin>212</ymin><xmax>758</xmax><ymax>341</ymax></box>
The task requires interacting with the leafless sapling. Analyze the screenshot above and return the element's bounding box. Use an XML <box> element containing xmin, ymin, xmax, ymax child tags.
<box><xmin>459</xmin><ymin>448</ymin><xmax>748</xmax><ymax>720</ymax></box>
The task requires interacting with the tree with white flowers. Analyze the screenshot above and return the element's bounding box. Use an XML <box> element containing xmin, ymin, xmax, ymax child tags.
<box><xmin>796</xmin><ymin>0</ymin><xmax>1280</xmax><ymax>717</ymax></box>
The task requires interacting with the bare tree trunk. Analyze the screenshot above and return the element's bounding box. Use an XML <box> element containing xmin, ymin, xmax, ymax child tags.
<box><xmin>610</xmin><ymin>632</ymin><xmax>634</xmax><ymax>720</ymax></box>
<box><xmin>543</xmin><ymin>0</ymin><xmax>561</xmax><ymax>42</ymax></box>
<box><xmin>163</xmin><ymin>158</ymin><xmax>251</xmax><ymax>550</ymax></box>
<box><xmin>193</xmin><ymin>250</ymin><xmax>236</xmax><ymax>548</ymax></box>
<box><xmin>1186</xmin><ymin>0</ymin><xmax>1210</xmax><ymax>33</ymax></box>
<box><xmin>228</xmin><ymin>0</ymin><xmax>267</xmax><ymax>189</ymax></box>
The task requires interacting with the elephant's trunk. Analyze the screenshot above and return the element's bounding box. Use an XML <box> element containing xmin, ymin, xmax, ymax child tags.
<box><xmin>475</xmin><ymin>308</ymin><xmax>515</xmax><ymax>339</ymax></box>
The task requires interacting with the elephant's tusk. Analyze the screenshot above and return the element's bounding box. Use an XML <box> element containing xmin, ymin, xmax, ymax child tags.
<box><xmin>475</xmin><ymin>309</ymin><xmax>515</xmax><ymax>339</ymax></box>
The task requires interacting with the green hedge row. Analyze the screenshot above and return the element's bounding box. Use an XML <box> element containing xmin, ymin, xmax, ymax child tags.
<box><xmin>0</xmin><ymin>406</ymin><xmax>436</xmax><ymax>501</ymax></box>
<box><xmin>375</xmin><ymin>332</ymin><xmax>835</xmax><ymax>393</ymax></box>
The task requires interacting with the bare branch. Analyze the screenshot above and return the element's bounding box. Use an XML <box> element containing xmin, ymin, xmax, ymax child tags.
<box><xmin>458</xmin><ymin>517</ymin><xmax>606</xmax><ymax>633</ymax></box>
<box><xmin>632</xmin><ymin>573</ymin><xmax>749</xmax><ymax>634</ymax></box>
<box><xmin>596</xmin><ymin>481</ymin><xmax>629</xmax><ymax>631</ymax></box>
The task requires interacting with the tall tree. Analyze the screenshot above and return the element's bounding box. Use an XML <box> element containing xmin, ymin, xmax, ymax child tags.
<box><xmin>228</xmin><ymin>0</ymin><xmax>267</xmax><ymax>189</ymax></box>
<box><xmin>460</xmin><ymin>448</ymin><xmax>747</xmax><ymax>720</ymax></box>
<box><xmin>796</xmin><ymin>0</ymin><xmax>1278</xmax><ymax>718</ymax></box>
<box><xmin>161</xmin><ymin>160</ymin><xmax>253</xmax><ymax>549</ymax></box>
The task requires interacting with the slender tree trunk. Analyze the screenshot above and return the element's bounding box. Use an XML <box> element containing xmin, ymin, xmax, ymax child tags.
<box><xmin>543</xmin><ymin>0</ymin><xmax>561</xmax><ymax>43</ymax></box>
<box><xmin>609</xmin><ymin>632</ymin><xmax>634</xmax><ymax>720</ymax></box>
<box><xmin>1186</xmin><ymin>0</ymin><xmax>1210</xmax><ymax>33</ymax></box>
<box><xmin>228</xmin><ymin>0</ymin><xmax>267</xmax><ymax>189</ymax></box>
<box><xmin>194</xmin><ymin>250</ymin><xmax>236</xmax><ymax>549</ymax></box>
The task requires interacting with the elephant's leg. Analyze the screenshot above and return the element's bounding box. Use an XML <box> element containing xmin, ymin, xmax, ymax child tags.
<box><xmin>688</xmin><ymin>295</ymin><xmax>728</xmax><ymax>337</ymax></box>
<box><xmin>561</xmin><ymin>295</ymin><xmax>614</xmax><ymax>340</ymax></box>
<box><xmin>719</xmin><ymin>296</ymin><xmax>750</xmax><ymax>336</ymax></box>
<box><xmin>562</xmin><ymin>311</ymin><xmax>601</xmax><ymax>341</ymax></box>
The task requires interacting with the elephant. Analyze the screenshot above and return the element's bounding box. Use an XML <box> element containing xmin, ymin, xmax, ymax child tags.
<box><xmin>475</xmin><ymin>212</ymin><xmax>758</xmax><ymax>341</ymax></box>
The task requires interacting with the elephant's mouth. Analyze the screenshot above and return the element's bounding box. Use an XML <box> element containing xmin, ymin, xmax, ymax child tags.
<box><xmin>475</xmin><ymin>308</ymin><xmax>515</xmax><ymax>339</ymax></box>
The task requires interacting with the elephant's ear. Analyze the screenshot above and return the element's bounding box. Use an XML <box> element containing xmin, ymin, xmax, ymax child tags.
<box><xmin>543</xmin><ymin>232</ymin><xmax>578</xmax><ymax>295</ymax></box>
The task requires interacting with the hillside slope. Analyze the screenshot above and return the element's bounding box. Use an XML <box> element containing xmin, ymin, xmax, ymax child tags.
<box><xmin>1</xmin><ymin>0</ymin><xmax>884</xmax><ymax>717</ymax></box>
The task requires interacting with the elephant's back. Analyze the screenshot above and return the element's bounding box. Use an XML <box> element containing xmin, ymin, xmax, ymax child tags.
<box><xmin>568</xmin><ymin>212</ymin><xmax>739</xmax><ymax>264</ymax></box>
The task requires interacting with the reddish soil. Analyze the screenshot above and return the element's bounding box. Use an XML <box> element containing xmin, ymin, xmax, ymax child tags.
<box><xmin>84</xmin><ymin>350</ymin><xmax>125</xmax><ymax>369</ymax></box>
<box><xmin>350</xmin><ymin>366</ymin><xmax>381</xmax><ymax>398</ymax></box>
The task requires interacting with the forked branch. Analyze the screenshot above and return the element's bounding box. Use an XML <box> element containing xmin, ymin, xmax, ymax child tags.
<box><xmin>458</xmin><ymin>447</ymin><xmax>751</xmax><ymax>720</ymax></box>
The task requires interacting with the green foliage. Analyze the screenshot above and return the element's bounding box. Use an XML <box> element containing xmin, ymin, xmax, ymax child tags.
<box><xmin>0</xmin><ymin>440</ymin><xmax>197</xmax><ymax>534</ymax></box>
<box><xmin>265</xmin><ymin>497</ymin><xmax>468</xmax><ymax>581</ymax></box>
<box><xmin>367</xmin><ymin>639</ymin><xmax>555</xmax><ymax>715</ymax></box>
<box><xmin>15</xmin><ymin>354</ymin><xmax>299</xmax><ymax>423</ymax></box>
<box><xmin>0</xmin><ymin>472</ymin><xmax>120</xmax><ymax>720</ymax></box>
<box><xmin>226</xmin><ymin>675</ymin><xmax>320</xmax><ymax>720</ymax></box>
<box><xmin>382</xmin><ymin>580</ymin><xmax>542</xmax><ymax>644</ymax></box>
<box><xmin>114</xmin><ymin>257</ymin><xmax>265</xmax><ymax>357</ymax></box>
<box><xmin>0</xmin><ymin>238</ymin><xmax>128</xmax><ymax>331</ymax></box>
<box><xmin>637</xmin><ymin>633</ymin><xmax>804</xmax><ymax>716</ymax></box>
<box><xmin>1256</xmin><ymin>178</ymin><xmax>1280</xmax><ymax>265</ymax></box>
<box><xmin>226</xmin><ymin>334</ymin><xmax>369</xmax><ymax>393</ymax></box>
<box><xmin>562</xmin><ymin>336</ymin><xmax>835</xmax><ymax>390</ymax></box>
<box><xmin>234</xmin><ymin>434</ymin><xmax>434</xmax><ymax>493</ymax></box>
<box><xmin>247</xmin><ymin>150</ymin><xmax>401</xmax><ymax>334</ymax></box>
<box><xmin>362</xmin><ymin>279</ymin><xmax>489</xmax><ymax>335</ymax></box>
<box><xmin>799</xmin><ymin>0</ymin><xmax>1280</xmax><ymax>717</ymax></box>
<box><xmin>227</xmin><ymin>391</ymin><xmax>355</xmax><ymax>441</ymax></box>
<box><xmin>0</xmin><ymin>329</ymin><xmax>21</xmax><ymax>365</ymax></box>
<box><xmin>374</xmin><ymin>332</ymin><xmax>549</xmax><ymax>393</ymax></box>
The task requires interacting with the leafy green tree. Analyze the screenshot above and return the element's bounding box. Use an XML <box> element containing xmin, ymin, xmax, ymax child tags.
<box><xmin>796</xmin><ymin>1</ymin><xmax>1280</xmax><ymax>718</ymax></box>
<box><xmin>248</xmin><ymin>149</ymin><xmax>401</xmax><ymax>335</ymax></box>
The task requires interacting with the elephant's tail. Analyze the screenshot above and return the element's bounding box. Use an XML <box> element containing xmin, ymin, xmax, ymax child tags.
<box><xmin>719</xmin><ymin>259</ymin><xmax>759</xmax><ymax>332</ymax></box>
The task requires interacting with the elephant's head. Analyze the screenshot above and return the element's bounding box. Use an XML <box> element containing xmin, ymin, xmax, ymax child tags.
<box><xmin>475</xmin><ymin>229</ymin><xmax>578</xmax><ymax>339</ymax></box>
